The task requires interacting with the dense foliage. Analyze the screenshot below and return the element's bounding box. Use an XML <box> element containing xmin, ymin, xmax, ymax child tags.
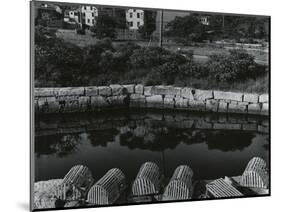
<box><xmin>35</xmin><ymin>26</ymin><xmax>267</xmax><ymax>89</ymax></box>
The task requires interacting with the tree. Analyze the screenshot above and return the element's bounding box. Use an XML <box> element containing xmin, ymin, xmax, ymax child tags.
<box><xmin>138</xmin><ymin>11</ymin><xmax>157</xmax><ymax>39</ymax></box>
<box><xmin>90</xmin><ymin>14</ymin><xmax>117</xmax><ymax>39</ymax></box>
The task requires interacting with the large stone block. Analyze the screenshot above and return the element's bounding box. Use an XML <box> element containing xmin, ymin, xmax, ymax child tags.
<box><xmin>58</xmin><ymin>87</ymin><xmax>85</xmax><ymax>96</ymax></box>
<box><xmin>218</xmin><ymin>101</ymin><xmax>228</xmax><ymax>113</ymax></box>
<box><xmin>123</xmin><ymin>84</ymin><xmax>135</xmax><ymax>94</ymax></box>
<box><xmin>109</xmin><ymin>84</ymin><xmax>125</xmax><ymax>96</ymax></box>
<box><xmin>213</xmin><ymin>123</ymin><xmax>241</xmax><ymax>130</ymax></box>
<box><xmin>261</xmin><ymin>103</ymin><xmax>269</xmax><ymax>115</ymax></box>
<box><xmin>46</xmin><ymin>97</ymin><xmax>60</xmax><ymax>113</ymax></box>
<box><xmin>163</xmin><ymin>96</ymin><xmax>175</xmax><ymax>108</ymax></box>
<box><xmin>107</xmin><ymin>95</ymin><xmax>128</xmax><ymax>106</ymax></box>
<box><xmin>146</xmin><ymin>95</ymin><xmax>163</xmax><ymax>108</ymax></box>
<box><xmin>228</xmin><ymin>102</ymin><xmax>247</xmax><ymax>114</ymax></box>
<box><xmin>242</xmin><ymin>123</ymin><xmax>257</xmax><ymax>131</ymax></box>
<box><xmin>248</xmin><ymin>103</ymin><xmax>261</xmax><ymax>115</ymax></box>
<box><xmin>63</xmin><ymin>100</ymin><xmax>79</xmax><ymax>112</ymax></box>
<box><xmin>98</xmin><ymin>86</ymin><xmax>112</xmax><ymax>96</ymax></box>
<box><xmin>214</xmin><ymin>91</ymin><xmax>243</xmax><ymax>102</ymax></box>
<box><xmin>181</xmin><ymin>87</ymin><xmax>194</xmax><ymax>100</ymax></box>
<box><xmin>85</xmin><ymin>86</ymin><xmax>98</xmax><ymax>96</ymax></box>
<box><xmin>188</xmin><ymin>99</ymin><xmax>205</xmax><ymax>111</ymax></box>
<box><xmin>195</xmin><ymin>120</ymin><xmax>213</xmax><ymax>129</ymax></box>
<box><xmin>206</xmin><ymin>99</ymin><xmax>219</xmax><ymax>112</ymax></box>
<box><xmin>151</xmin><ymin>85</ymin><xmax>181</xmax><ymax>96</ymax></box>
<box><xmin>129</xmin><ymin>94</ymin><xmax>146</xmax><ymax>107</ymax></box>
<box><xmin>259</xmin><ymin>94</ymin><xmax>269</xmax><ymax>103</ymax></box>
<box><xmin>243</xmin><ymin>93</ymin><xmax>259</xmax><ymax>103</ymax></box>
<box><xmin>90</xmin><ymin>96</ymin><xmax>109</xmax><ymax>107</ymax></box>
<box><xmin>78</xmin><ymin>96</ymin><xmax>91</xmax><ymax>111</ymax></box>
<box><xmin>194</xmin><ymin>89</ymin><xmax>213</xmax><ymax>101</ymax></box>
<box><xmin>258</xmin><ymin>125</ymin><xmax>269</xmax><ymax>133</ymax></box>
<box><xmin>34</xmin><ymin>88</ymin><xmax>57</xmax><ymax>97</ymax></box>
<box><xmin>135</xmin><ymin>84</ymin><xmax>144</xmax><ymax>94</ymax></box>
<box><xmin>175</xmin><ymin>97</ymin><xmax>188</xmax><ymax>109</ymax></box>
<box><xmin>144</xmin><ymin>86</ymin><xmax>153</xmax><ymax>96</ymax></box>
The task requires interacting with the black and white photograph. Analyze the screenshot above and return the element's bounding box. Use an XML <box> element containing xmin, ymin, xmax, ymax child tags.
<box><xmin>31</xmin><ymin>0</ymin><xmax>270</xmax><ymax>211</ymax></box>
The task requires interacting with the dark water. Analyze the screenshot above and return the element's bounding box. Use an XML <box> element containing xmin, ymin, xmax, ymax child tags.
<box><xmin>35</xmin><ymin>110</ymin><xmax>269</xmax><ymax>182</ymax></box>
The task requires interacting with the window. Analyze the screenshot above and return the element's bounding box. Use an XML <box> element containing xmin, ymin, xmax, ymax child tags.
<box><xmin>92</xmin><ymin>12</ymin><xmax>95</xmax><ymax>16</ymax></box>
<box><xmin>130</xmin><ymin>12</ymin><xmax>133</xmax><ymax>18</ymax></box>
<box><xmin>88</xmin><ymin>19</ymin><xmax>90</xmax><ymax>23</ymax></box>
<box><xmin>129</xmin><ymin>22</ymin><xmax>133</xmax><ymax>27</ymax></box>
<box><xmin>137</xmin><ymin>13</ymin><xmax>140</xmax><ymax>18</ymax></box>
<box><xmin>133</xmin><ymin>9</ymin><xmax>136</xmax><ymax>12</ymax></box>
<box><xmin>92</xmin><ymin>19</ymin><xmax>95</xmax><ymax>24</ymax></box>
<box><xmin>137</xmin><ymin>22</ymin><xmax>140</xmax><ymax>27</ymax></box>
<box><xmin>84</xmin><ymin>6</ymin><xmax>86</xmax><ymax>10</ymax></box>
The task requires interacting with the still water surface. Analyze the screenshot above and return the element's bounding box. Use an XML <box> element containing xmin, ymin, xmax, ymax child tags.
<box><xmin>35</xmin><ymin>111</ymin><xmax>269</xmax><ymax>182</ymax></box>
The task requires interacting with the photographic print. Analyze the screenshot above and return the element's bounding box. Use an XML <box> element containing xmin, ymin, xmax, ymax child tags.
<box><xmin>30</xmin><ymin>0</ymin><xmax>270</xmax><ymax>211</ymax></box>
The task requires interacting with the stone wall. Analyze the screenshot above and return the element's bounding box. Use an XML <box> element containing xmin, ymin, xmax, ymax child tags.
<box><xmin>34</xmin><ymin>85</ymin><xmax>269</xmax><ymax>116</ymax></box>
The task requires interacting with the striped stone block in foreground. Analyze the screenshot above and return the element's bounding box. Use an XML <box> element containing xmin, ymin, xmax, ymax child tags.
<box><xmin>162</xmin><ymin>165</ymin><xmax>193</xmax><ymax>201</ymax></box>
<box><xmin>132</xmin><ymin>162</ymin><xmax>160</xmax><ymax>196</ymax></box>
<box><xmin>206</xmin><ymin>178</ymin><xmax>243</xmax><ymax>198</ymax></box>
<box><xmin>240</xmin><ymin>157</ymin><xmax>268</xmax><ymax>189</ymax></box>
<box><xmin>87</xmin><ymin>168</ymin><xmax>126</xmax><ymax>205</ymax></box>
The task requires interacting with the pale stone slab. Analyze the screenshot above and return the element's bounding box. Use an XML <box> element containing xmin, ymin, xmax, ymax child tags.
<box><xmin>58</xmin><ymin>87</ymin><xmax>85</xmax><ymax>96</ymax></box>
<box><xmin>261</xmin><ymin>103</ymin><xmax>269</xmax><ymax>115</ymax></box>
<box><xmin>135</xmin><ymin>84</ymin><xmax>144</xmax><ymax>94</ymax></box>
<box><xmin>214</xmin><ymin>91</ymin><xmax>243</xmax><ymax>102</ymax></box>
<box><xmin>90</xmin><ymin>96</ymin><xmax>109</xmax><ymax>107</ymax></box>
<box><xmin>107</xmin><ymin>95</ymin><xmax>127</xmax><ymax>106</ymax></box>
<box><xmin>259</xmin><ymin>94</ymin><xmax>269</xmax><ymax>103</ymax></box>
<box><xmin>163</xmin><ymin>96</ymin><xmax>175</xmax><ymax>108</ymax></box>
<box><xmin>85</xmin><ymin>86</ymin><xmax>98</xmax><ymax>96</ymax></box>
<box><xmin>123</xmin><ymin>84</ymin><xmax>135</xmax><ymax>94</ymax></box>
<box><xmin>213</xmin><ymin>123</ymin><xmax>241</xmax><ymax>130</ymax></box>
<box><xmin>181</xmin><ymin>87</ymin><xmax>194</xmax><ymax>99</ymax></box>
<box><xmin>98</xmin><ymin>86</ymin><xmax>112</xmax><ymax>96</ymax></box>
<box><xmin>218</xmin><ymin>101</ymin><xmax>228</xmax><ymax>112</ymax></box>
<box><xmin>175</xmin><ymin>97</ymin><xmax>188</xmax><ymax>108</ymax></box>
<box><xmin>195</xmin><ymin>120</ymin><xmax>213</xmax><ymax>129</ymax></box>
<box><xmin>110</xmin><ymin>84</ymin><xmax>125</xmax><ymax>96</ymax></box>
<box><xmin>206</xmin><ymin>99</ymin><xmax>219</xmax><ymax>112</ymax></box>
<box><xmin>34</xmin><ymin>88</ymin><xmax>57</xmax><ymax>97</ymax></box>
<box><xmin>144</xmin><ymin>86</ymin><xmax>153</xmax><ymax>96</ymax></box>
<box><xmin>194</xmin><ymin>89</ymin><xmax>213</xmax><ymax>101</ymax></box>
<box><xmin>243</xmin><ymin>93</ymin><xmax>259</xmax><ymax>103</ymax></box>
<box><xmin>188</xmin><ymin>99</ymin><xmax>205</xmax><ymax>111</ymax></box>
<box><xmin>146</xmin><ymin>95</ymin><xmax>163</xmax><ymax>108</ymax></box>
<box><xmin>228</xmin><ymin>102</ymin><xmax>247</xmax><ymax>113</ymax></box>
<box><xmin>129</xmin><ymin>94</ymin><xmax>146</xmax><ymax>107</ymax></box>
<box><xmin>151</xmin><ymin>85</ymin><xmax>181</xmax><ymax>96</ymax></box>
<box><xmin>248</xmin><ymin>103</ymin><xmax>261</xmax><ymax>115</ymax></box>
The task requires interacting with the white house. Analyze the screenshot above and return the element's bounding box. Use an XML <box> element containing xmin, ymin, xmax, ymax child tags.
<box><xmin>126</xmin><ymin>9</ymin><xmax>144</xmax><ymax>30</ymax></box>
<box><xmin>64</xmin><ymin>5</ymin><xmax>98</xmax><ymax>27</ymax></box>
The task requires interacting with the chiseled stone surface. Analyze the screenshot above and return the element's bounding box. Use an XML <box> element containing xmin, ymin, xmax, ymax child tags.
<box><xmin>218</xmin><ymin>101</ymin><xmax>228</xmax><ymax>112</ymax></box>
<box><xmin>243</xmin><ymin>93</ymin><xmax>259</xmax><ymax>103</ymax></box>
<box><xmin>194</xmin><ymin>120</ymin><xmax>213</xmax><ymax>129</ymax></box>
<box><xmin>135</xmin><ymin>84</ymin><xmax>144</xmax><ymax>94</ymax></box>
<box><xmin>214</xmin><ymin>90</ymin><xmax>243</xmax><ymax>102</ymax></box>
<box><xmin>259</xmin><ymin>94</ymin><xmax>269</xmax><ymax>103</ymax></box>
<box><xmin>248</xmin><ymin>103</ymin><xmax>261</xmax><ymax>114</ymax></box>
<box><xmin>261</xmin><ymin>103</ymin><xmax>269</xmax><ymax>115</ymax></box>
<box><xmin>34</xmin><ymin>88</ymin><xmax>57</xmax><ymax>97</ymax></box>
<box><xmin>130</xmin><ymin>94</ymin><xmax>146</xmax><ymax>107</ymax></box>
<box><xmin>90</xmin><ymin>96</ymin><xmax>109</xmax><ymax>107</ymax></box>
<box><xmin>242</xmin><ymin>123</ymin><xmax>257</xmax><ymax>131</ymax></box>
<box><xmin>110</xmin><ymin>84</ymin><xmax>125</xmax><ymax>96</ymax></box>
<box><xmin>181</xmin><ymin>87</ymin><xmax>194</xmax><ymax>99</ymax></box>
<box><xmin>228</xmin><ymin>102</ymin><xmax>247</xmax><ymax>113</ymax></box>
<box><xmin>85</xmin><ymin>86</ymin><xmax>98</xmax><ymax>96</ymax></box>
<box><xmin>144</xmin><ymin>86</ymin><xmax>153</xmax><ymax>96</ymax></box>
<box><xmin>163</xmin><ymin>96</ymin><xmax>175</xmax><ymax>108</ymax></box>
<box><xmin>175</xmin><ymin>97</ymin><xmax>188</xmax><ymax>108</ymax></box>
<box><xmin>213</xmin><ymin>123</ymin><xmax>241</xmax><ymax>130</ymax></box>
<box><xmin>194</xmin><ymin>89</ymin><xmax>213</xmax><ymax>101</ymax></box>
<box><xmin>206</xmin><ymin>99</ymin><xmax>219</xmax><ymax>112</ymax></box>
<box><xmin>98</xmin><ymin>86</ymin><xmax>112</xmax><ymax>96</ymax></box>
<box><xmin>188</xmin><ymin>99</ymin><xmax>205</xmax><ymax>111</ymax></box>
<box><xmin>107</xmin><ymin>95</ymin><xmax>127</xmax><ymax>106</ymax></box>
<box><xmin>58</xmin><ymin>87</ymin><xmax>85</xmax><ymax>96</ymax></box>
<box><xmin>123</xmin><ymin>84</ymin><xmax>135</xmax><ymax>94</ymax></box>
<box><xmin>151</xmin><ymin>85</ymin><xmax>181</xmax><ymax>96</ymax></box>
<box><xmin>146</xmin><ymin>95</ymin><xmax>163</xmax><ymax>108</ymax></box>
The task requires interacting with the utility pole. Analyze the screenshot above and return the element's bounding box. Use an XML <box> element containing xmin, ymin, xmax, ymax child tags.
<box><xmin>159</xmin><ymin>10</ymin><xmax>163</xmax><ymax>48</ymax></box>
